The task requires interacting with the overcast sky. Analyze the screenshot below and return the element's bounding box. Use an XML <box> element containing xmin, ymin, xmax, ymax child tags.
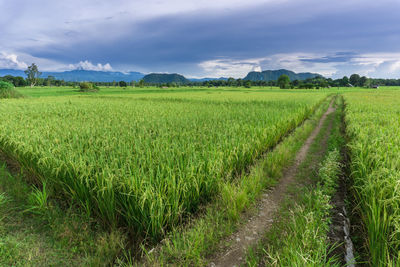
<box><xmin>1</xmin><ymin>0</ymin><xmax>400</xmax><ymax>78</ymax></box>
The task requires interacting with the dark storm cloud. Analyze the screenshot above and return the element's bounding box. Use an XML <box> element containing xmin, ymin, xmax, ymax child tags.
<box><xmin>2</xmin><ymin>0</ymin><xmax>400</xmax><ymax>77</ymax></box>
<box><xmin>26</xmin><ymin>0</ymin><xmax>400</xmax><ymax>68</ymax></box>
<box><xmin>300</xmin><ymin>52</ymin><xmax>358</xmax><ymax>63</ymax></box>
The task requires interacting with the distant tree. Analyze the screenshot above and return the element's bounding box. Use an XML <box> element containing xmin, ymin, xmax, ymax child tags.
<box><xmin>138</xmin><ymin>79</ymin><xmax>145</xmax><ymax>88</ymax></box>
<box><xmin>244</xmin><ymin>80</ymin><xmax>252</xmax><ymax>88</ymax></box>
<box><xmin>0</xmin><ymin>75</ymin><xmax>26</xmax><ymax>87</ymax></box>
<box><xmin>291</xmin><ymin>79</ymin><xmax>300</xmax><ymax>87</ymax></box>
<box><xmin>349</xmin><ymin>74</ymin><xmax>361</xmax><ymax>87</ymax></box>
<box><xmin>118</xmin><ymin>81</ymin><xmax>127</xmax><ymax>87</ymax></box>
<box><xmin>277</xmin><ymin>74</ymin><xmax>290</xmax><ymax>89</ymax></box>
<box><xmin>13</xmin><ymin>76</ymin><xmax>27</xmax><ymax>87</ymax></box>
<box><xmin>359</xmin><ymin>76</ymin><xmax>368</xmax><ymax>87</ymax></box>
<box><xmin>24</xmin><ymin>63</ymin><xmax>42</xmax><ymax>88</ymax></box>
<box><xmin>365</xmin><ymin>78</ymin><xmax>372</xmax><ymax>88</ymax></box>
<box><xmin>227</xmin><ymin>77</ymin><xmax>236</xmax><ymax>86</ymax></box>
<box><xmin>320</xmin><ymin>80</ymin><xmax>329</xmax><ymax>88</ymax></box>
<box><xmin>46</xmin><ymin>75</ymin><xmax>55</xmax><ymax>86</ymax></box>
<box><xmin>79</xmin><ymin>82</ymin><xmax>99</xmax><ymax>92</ymax></box>
<box><xmin>340</xmin><ymin>76</ymin><xmax>349</xmax><ymax>87</ymax></box>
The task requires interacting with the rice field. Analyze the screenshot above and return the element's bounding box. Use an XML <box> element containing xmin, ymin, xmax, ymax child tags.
<box><xmin>0</xmin><ymin>90</ymin><xmax>328</xmax><ymax>240</ymax></box>
<box><xmin>345</xmin><ymin>90</ymin><xmax>400</xmax><ymax>265</ymax></box>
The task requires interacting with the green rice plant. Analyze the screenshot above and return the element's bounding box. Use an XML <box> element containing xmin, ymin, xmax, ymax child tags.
<box><xmin>344</xmin><ymin>91</ymin><xmax>400</xmax><ymax>265</ymax></box>
<box><xmin>0</xmin><ymin>193</ymin><xmax>7</xmax><ymax>207</ymax></box>
<box><xmin>0</xmin><ymin>193</ymin><xmax>9</xmax><ymax>221</ymax></box>
<box><xmin>24</xmin><ymin>182</ymin><xmax>49</xmax><ymax>217</ymax></box>
<box><xmin>0</xmin><ymin>91</ymin><xmax>328</xmax><ymax>240</ymax></box>
<box><xmin>146</xmin><ymin>95</ymin><xmax>332</xmax><ymax>266</ymax></box>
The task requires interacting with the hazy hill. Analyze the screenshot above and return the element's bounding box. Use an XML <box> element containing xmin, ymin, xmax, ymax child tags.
<box><xmin>189</xmin><ymin>77</ymin><xmax>228</xmax><ymax>82</ymax></box>
<box><xmin>1</xmin><ymin>68</ymin><xmax>322</xmax><ymax>83</ymax></box>
<box><xmin>0</xmin><ymin>69</ymin><xmax>145</xmax><ymax>82</ymax></box>
<box><xmin>143</xmin><ymin>73</ymin><xmax>189</xmax><ymax>84</ymax></box>
<box><xmin>244</xmin><ymin>69</ymin><xmax>322</xmax><ymax>81</ymax></box>
<box><xmin>0</xmin><ymin>69</ymin><xmax>26</xmax><ymax>77</ymax></box>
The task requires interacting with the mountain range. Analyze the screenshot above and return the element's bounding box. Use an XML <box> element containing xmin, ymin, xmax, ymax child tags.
<box><xmin>244</xmin><ymin>69</ymin><xmax>321</xmax><ymax>81</ymax></box>
<box><xmin>0</xmin><ymin>68</ymin><xmax>322</xmax><ymax>83</ymax></box>
<box><xmin>0</xmin><ymin>69</ymin><xmax>144</xmax><ymax>82</ymax></box>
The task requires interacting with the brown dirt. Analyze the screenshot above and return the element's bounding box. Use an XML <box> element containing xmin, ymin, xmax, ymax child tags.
<box><xmin>209</xmin><ymin>100</ymin><xmax>336</xmax><ymax>267</ymax></box>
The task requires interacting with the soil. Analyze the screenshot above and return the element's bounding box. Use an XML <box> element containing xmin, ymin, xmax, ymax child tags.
<box><xmin>209</xmin><ymin>100</ymin><xmax>336</xmax><ymax>267</ymax></box>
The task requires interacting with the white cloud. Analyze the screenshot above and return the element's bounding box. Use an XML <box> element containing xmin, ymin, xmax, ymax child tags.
<box><xmin>349</xmin><ymin>53</ymin><xmax>400</xmax><ymax>77</ymax></box>
<box><xmin>0</xmin><ymin>52</ymin><xmax>28</xmax><ymax>69</ymax></box>
<box><xmin>198</xmin><ymin>53</ymin><xmax>338</xmax><ymax>78</ymax></box>
<box><xmin>199</xmin><ymin>58</ymin><xmax>262</xmax><ymax>78</ymax></box>
<box><xmin>199</xmin><ymin>52</ymin><xmax>400</xmax><ymax>79</ymax></box>
<box><xmin>252</xmin><ymin>65</ymin><xmax>262</xmax><ymax>72</ymax></box>
<box><xmin>68</xmin><ymin>60</ymin><xmax>113</xmax><ymax>71</ymax></box>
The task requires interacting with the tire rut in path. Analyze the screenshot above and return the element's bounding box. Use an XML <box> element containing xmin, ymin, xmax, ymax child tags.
<box><xmin>210</xmin><ymin>99</ymin><xmax>336</xmax><ymax>267</ymax></box>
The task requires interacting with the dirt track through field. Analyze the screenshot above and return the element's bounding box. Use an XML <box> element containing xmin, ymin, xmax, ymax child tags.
<box><xmin>210</xmin><ymin>99</ymin><xmax>336</xmax><ymax>267</ymax></box>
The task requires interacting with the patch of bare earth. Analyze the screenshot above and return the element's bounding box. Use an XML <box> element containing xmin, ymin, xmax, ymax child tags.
<box><xmin>209</xmin><ymin>100</ymin><xmax>336</xmax><ymax>267</ymax></box>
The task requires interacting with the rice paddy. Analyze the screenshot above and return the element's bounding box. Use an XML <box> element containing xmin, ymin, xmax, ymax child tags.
<box><xmin>344</xmin><ymin>90</ymin><xmax>400</xmax><ymax>265</ymax></box>
<box><xmin>0</xmin><ymin>90</ymin><xmax>327</xmax><ymax>240</ymax></box>
<box><xmin>1</xmin><ymin>86</ymin><xmax>400</xmax><ymax>266</ymax></box>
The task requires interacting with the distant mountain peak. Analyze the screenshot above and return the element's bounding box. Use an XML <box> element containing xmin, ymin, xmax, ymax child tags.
<box><xmin>143</xmin><ymin>73</ymin><xmax>189</xmax><ymax>84</ymax></box>
<box><xmin>244</xmin><ymin>69</ymin><xmax>322</xmax><ymax>81</ymax></box>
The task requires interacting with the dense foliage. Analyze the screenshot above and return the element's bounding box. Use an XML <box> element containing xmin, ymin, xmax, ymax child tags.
<box><xmin>79</xmin><ymin>82</ymin><xmax>99</xmax><ymax>92</ymax></box>
<box><xmin>0</xmin><ymin>81</ymin><xmax>22</xmax><ymax>98</ymax></box>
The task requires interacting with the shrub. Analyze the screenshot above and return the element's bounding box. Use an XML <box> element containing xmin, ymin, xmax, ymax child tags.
<box><xmin>118</xmin><ymin>81</ymin><xmax>127</xmax><ymax>87</ymax></box>
<box><xmin>79</xmin><ymin>82</ymin><xmax>99</xmax><ymax>92</ymax></box>
<box><xmin>0</xmin><ymin>81</ymin><xmax>22</xmax><ymax>98</ymax></box>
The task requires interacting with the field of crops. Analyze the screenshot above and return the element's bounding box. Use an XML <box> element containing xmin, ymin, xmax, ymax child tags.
<box><xmin>345</xmin><ymin>90</ymin><xmax>400</xmax><ymax>265</ymax></box>
<box><xmin>0</xmin><ymin>90</ymin><xmax>327</xmax><ymax>240</ymax></box>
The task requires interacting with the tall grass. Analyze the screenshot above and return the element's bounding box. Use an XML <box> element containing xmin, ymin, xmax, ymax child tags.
<box><xmin>345</xmin><ymin>91</ymin><xmax>400</xmax><ymax>265</ymax></box>
<box><xmin>146</xmin><ymin>96</ymin><xmax>332</xmax><ymax>266</ymax></box>
<box><xmin>0</xmin><ymin>92</ymin><xmax>327</xmax><ymax>240</ymax></box>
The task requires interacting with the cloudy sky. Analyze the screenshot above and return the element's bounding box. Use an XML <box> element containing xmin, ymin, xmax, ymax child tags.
<box><xmin>1</xmin><ymin>0</ymin><xmax>400</xmax><ymax>78</ymax></box>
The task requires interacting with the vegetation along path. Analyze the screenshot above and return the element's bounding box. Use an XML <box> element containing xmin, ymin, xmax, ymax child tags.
<box><xmin>210</xmin><ymin>99</ymin><xmax>336</xmax><ymax>267</ymax></box>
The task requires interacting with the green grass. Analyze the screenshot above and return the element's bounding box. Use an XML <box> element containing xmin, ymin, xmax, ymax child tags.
<box><xmin>344</xmin><ymin>90</ymin><xmax>400</xmax><ymax>265</ymax></box>
<box><xmin>245</xmin><ymin>96</ymin><xmax>345</xmax><ymax>266</ymax></box>
<box><xmin>0</xmin><ymin>91</ymin><xmax>328</xmax><ymax>242</ymax></box>
<box><xmin>3</xmin><ymin>86</ymin><xmax>399</xmax><ymax>265</ymax></box>
<box><xmin>0</xmin><ymin>162</ymin><xmax>128</xmax><ymax>266</ymax></box>
<box><xmin>15</xmin><ymin>85</ymin><xmax>400</xmax><ymax>98</ymax></box>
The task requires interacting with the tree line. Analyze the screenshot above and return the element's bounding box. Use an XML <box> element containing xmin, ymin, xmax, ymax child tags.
<box><xmin>1</xmin><ymin>63</ymin><xmax>399</xmax><ymax>88</ymax></box>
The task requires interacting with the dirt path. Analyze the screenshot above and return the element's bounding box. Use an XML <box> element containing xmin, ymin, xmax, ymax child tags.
<box><xmin>210</xmin><ymin>99</ymin><xmax>336</xmax><ymax>267</ymax></box>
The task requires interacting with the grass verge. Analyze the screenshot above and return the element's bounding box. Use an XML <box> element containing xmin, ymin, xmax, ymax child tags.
<box><xmin>0</xmin><ymin>162</ymin><xmax>126</xmax><ymax>266</ymax></box>
<box><xmin>143</xmin><ymin>96</ymin><xmax>333</xmax><ymax>266</ymax></box>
